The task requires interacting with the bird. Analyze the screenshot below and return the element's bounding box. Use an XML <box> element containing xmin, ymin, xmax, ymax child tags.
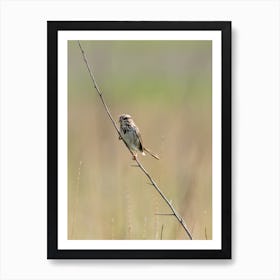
<box><xmin>118</xmin><ymin>114</ymin><xmax>159</xmax><ymax>160</ymax></box>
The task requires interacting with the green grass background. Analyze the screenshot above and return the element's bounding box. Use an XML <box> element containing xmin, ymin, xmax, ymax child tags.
<box><xmin>68</xmin><ymin>40</ymin><xmax>212</xmax><ymax>240</ymax></box>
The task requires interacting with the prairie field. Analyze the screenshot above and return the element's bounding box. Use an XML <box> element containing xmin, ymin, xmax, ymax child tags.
<box><xmin>68</xmin><ymin>40</ymin><xmax>212</xmax><ymax>240</ymax></box>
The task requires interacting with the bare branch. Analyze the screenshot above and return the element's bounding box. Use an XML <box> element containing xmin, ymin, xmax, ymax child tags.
<box><xmin>77</xmin><ymin>41</ymin><xmax>193</xmax><ymax>240</ymax></box>
<box><xmin>134</xmin><ymin>156</ymin><xmax>192</xmax><ymax>239</ymax></box>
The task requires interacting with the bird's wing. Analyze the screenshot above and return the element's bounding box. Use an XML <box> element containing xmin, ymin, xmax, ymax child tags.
<box><xmin>135</xmin><ymin>126</ymin><xmax>144</xmax><ymax>152</ymax></box>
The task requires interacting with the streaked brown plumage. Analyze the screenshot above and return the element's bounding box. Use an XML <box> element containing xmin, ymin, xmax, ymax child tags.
<box><xmin>118</xmin><ymin>114</ymin><xmax>159</xmax><ymax>160</ymax></box>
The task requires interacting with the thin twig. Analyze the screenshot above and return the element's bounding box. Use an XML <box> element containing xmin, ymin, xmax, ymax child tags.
<box><xmin>135</xmin><ymin>156</ymin><xmax>192</xmax><ymax>239</ymax></box>
<box><xmin>78</xmin><ymin>41</ymin><xmax>193</xmax><ymax>240</ymax></box>
<box><xmin>154</xmin><ymin>213</ymin><xmax>174</xmax><ymax>216</ymax></box>
<box><xmin>160</xmin><ymin>224</ymin><xmax>164</xmax><ymax>240</ymax></box>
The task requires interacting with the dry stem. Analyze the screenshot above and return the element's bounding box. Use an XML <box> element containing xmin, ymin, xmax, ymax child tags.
<box><xmin>77</xmin><ymin>41</ymin><xmax>193</xmax><ymax>240</ymax></box>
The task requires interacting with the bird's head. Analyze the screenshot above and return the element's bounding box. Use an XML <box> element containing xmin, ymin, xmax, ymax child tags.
<box><xmin>119</xmin><ymin>114</ymin><xmax>132</xmax><ymax>124</ymax></box>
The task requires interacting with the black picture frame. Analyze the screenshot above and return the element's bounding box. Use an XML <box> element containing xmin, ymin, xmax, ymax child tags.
<box><xmin>47</xmin><ymin>21</ymin><xmax>231</xmax><ymax>259</ymax></box>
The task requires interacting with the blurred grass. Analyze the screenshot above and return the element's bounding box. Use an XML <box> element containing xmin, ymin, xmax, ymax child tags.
<box><xmin>68</xmin><ymin>40</ymin><xmax>212</xmax><ymax>240</ymax></box>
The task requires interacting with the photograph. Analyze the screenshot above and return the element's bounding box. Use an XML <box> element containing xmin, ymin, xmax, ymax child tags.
<box><xmin>47</xmin><ymin>21</ymin><xmax>231</xmax><ymax>259</ymax></box>
<box><xmin>68</xmin><ymin>39</ymin><xmax>212</xmax><ymax>241</ymax></box>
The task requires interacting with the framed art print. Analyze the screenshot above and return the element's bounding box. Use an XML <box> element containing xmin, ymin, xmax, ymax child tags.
<box><xmin>47</xmin><ymin>21</ymin><xmax>231</xmax><ymax>259</ymax></box>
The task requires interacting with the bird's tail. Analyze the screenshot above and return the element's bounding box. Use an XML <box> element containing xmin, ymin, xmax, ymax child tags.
<box><xmin>143</xmin><ymin>147</ymin><xmax>160</xmax><ymax>160</ymax></box>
